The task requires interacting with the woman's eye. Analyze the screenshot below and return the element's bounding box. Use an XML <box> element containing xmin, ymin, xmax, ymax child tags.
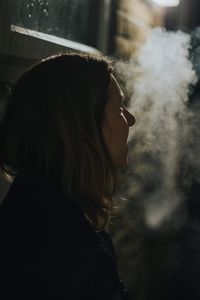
<box><xmin>120</xmin><ymin>103</ymin><xmax>126</xmax><ymax>110</ymax></box>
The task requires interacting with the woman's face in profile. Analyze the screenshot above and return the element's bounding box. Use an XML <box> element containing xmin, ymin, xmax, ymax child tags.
<box><xmin>102</xmin><ymin>75</ymin><xmax>135</xmax><ymax>167</ymax></box>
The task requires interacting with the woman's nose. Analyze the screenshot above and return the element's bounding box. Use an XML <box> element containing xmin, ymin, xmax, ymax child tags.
<box><xmin>124</xmin><ymin>108</ymin><xmax>136</xmax><ymax>127</ymax></box>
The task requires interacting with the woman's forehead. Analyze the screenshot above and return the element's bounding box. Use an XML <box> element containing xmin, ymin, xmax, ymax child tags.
<box><xmin>109</xmin><ymin>74</ymin><xmax>124</xmax><ymax>98</ymax></box>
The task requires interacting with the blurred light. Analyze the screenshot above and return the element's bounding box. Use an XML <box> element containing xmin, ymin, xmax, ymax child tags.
<box><xmin>152</xmin><ymin>0</ymin><xmax>180</xmax><ymax>7</ymax></box>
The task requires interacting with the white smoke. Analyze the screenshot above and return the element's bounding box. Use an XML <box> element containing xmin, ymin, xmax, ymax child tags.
<box><xmin>117</xmin><ymin>28</ymin><xmax>197</xmax><ymax>228</ymax></box>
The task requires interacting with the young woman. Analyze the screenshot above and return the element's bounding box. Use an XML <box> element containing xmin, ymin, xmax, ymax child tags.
<box><xmin>0</xmin><ymin>53</ymin><xmax>135</xmax><ymax>299</ymax></box>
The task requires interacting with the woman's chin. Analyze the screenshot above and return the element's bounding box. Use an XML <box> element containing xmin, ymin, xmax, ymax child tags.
<box><xmin>115</xmin><ymin>155</ymin><xmax>129</xmax><ymax>169</ymax></box>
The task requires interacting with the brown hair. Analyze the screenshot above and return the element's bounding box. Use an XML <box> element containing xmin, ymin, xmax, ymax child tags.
<box><xmin>0</xmin><ymin>52</ymin><xmax>116</xmax><ymax>230</ymax></box>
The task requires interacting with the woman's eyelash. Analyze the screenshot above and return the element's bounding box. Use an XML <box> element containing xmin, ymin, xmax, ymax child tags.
<box><xmin>120</xmin><ymin>102</ymin><xmax>126</xmax><ymax>108</ymax></box>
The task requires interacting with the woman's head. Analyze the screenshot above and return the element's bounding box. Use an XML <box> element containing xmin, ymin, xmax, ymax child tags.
<box><xmin>0</xmin><ymin>52</ymin><xmax>135</xmax><ymax>229</ymax></box>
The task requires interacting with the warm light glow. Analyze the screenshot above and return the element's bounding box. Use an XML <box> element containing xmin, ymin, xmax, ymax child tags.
<box><xmin>152</xmin><ymin>0</ymin><xmax>180</xmax><ymax>7</ymax></box>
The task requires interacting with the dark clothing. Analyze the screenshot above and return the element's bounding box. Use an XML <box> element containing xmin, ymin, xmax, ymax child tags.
<box><xmin>0</xmin><ymin>176</ymin><xmax>129</xmax><ymax>300</ymax></box>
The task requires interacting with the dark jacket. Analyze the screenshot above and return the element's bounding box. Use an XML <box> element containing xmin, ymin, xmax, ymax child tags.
<box><xmin>0</xmin><ymin>176</ymin><xmax>129</xmax><ymax>300</ymax></box>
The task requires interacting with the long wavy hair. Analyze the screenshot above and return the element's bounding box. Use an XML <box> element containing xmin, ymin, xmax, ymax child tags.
<box><xmin>0</xmin><ymin>52</ymin><xmax>116</xmax><ymax>230</ymax></box>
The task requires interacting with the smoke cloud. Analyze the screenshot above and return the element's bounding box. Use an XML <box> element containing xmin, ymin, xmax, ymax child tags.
<box><xmin>117</xmin><ymin>28</ymin><xmax>197</xmax><ymax>228</ymax></box>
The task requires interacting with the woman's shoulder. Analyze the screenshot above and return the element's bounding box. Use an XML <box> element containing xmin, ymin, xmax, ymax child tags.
<box><xmin>0</xmin><ymin>175</ymin><xmax>114</xmax><ymax>262</ymax></box>
<box><xmin>0</xmin><ymin>175</ymin><xmax>64</xmax><ymax>220</ymax></box>
<box><xmin>0</xmin><ymin>176</ymin><xmax>129</xmax><ymax>299</ymax></box>
<box><xmin>0</xmin><ymin>175</ymin><xmax>95</xmax><ymax>238</ymax></box>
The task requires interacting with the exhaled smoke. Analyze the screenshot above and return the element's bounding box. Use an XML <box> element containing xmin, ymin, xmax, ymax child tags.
<box><xmin>117</xmin><ymin>28</ymin><xmax>197</xmax><ymax>228</ymax></box>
